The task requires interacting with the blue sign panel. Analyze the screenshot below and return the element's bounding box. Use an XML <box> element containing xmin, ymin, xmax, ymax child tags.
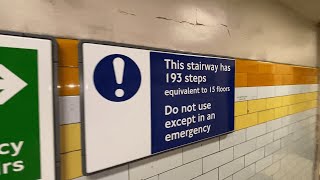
<box><xmin>150</xmin><ymin>52</ymin><xmax>235</xmax><ymax>153</ymax></box>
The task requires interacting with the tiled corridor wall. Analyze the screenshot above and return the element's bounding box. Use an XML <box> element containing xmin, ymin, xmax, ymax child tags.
<box><xmin>57</xmin><ymin>39</ymin><xmax>319</xmax><ymax>180</ymax></box>
<box><xmin>0</xmin><ymin>1</ymin><xmax>318</xmax><ymax>180</ymax></box>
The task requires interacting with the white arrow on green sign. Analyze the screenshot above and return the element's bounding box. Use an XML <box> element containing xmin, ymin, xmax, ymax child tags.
<box><xmin>0</xmin><ymin>64</ymin><xmax>28</xmax><ymax>105</ymax></box>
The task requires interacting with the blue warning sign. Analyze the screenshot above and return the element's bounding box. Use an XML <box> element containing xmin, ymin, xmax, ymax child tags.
<box><xmin>93</xmin><ymin>54</ymin><xmax>141</xmax><ymax>102</ymax></box>
<box><xmin>82</xmin><ymin>42</ymin><xmax>235</xmax><ymax>173</ymax></box>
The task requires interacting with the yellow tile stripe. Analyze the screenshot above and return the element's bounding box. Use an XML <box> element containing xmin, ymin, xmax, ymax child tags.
<box><xmin>61</xmin><ymin>150</ymin><xmax>82</xmax><ymax>180</ymax></box>
<box><xmin>235</xmin><ymin>113</ymin><xmax>258</xmax><ymax>130</ymax></box>
<box><xmin>235</xmin><ymin>92</ymin><xmax>318</xmax><ymax>130</ymax></box>
<box><xmin>60</xmin><ymin>124</ymin><xmax>83</xmax><ymax>180</ymax></box>
<box><xmin>235</xmin><ymin>101</ymin><xmax>247</xmax><ymax>116</ymax></box>
<box><xmin>60</xmin><ymin>124</ymin><xmax>81</xmax><ymax>154</ymax></box>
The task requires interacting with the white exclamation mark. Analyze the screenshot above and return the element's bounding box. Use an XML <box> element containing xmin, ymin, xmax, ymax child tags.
<box><xmin>113</xmin><ymin>58</ymin><xmax>125</xmax><ymax>97</ymax></box>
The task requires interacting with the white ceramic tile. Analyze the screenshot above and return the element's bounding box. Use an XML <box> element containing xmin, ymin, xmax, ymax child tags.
<box><xmin>183</xmin><ymin>137</ymin><xmax>219</xmax><ymax>163</ymax></box>
<box><xmin>223</xmin><ymin>176</ymin><xmax>233</xmax><ymax>180</ymax></box>
<box><xmin>299</xmin><ymin>85</ymin><xmax>308</xmax><ymax>94</ymax></box>
<box><xmin>234</xmin><ymin>139</ymin><xmax>256</xmax><ymax>159</ymax></box>
<box><xmin>182</xmin><ymin>142</ymin><xmax>202</xmax><ymax>164</ymax></box>
<box><xmin>129</xmin><ymin>149</ymin><xmax>182</xmax><ymax>180</ymax></box>
<box><xmin>275</xmin><ymin>84</ymin><xmax>318</xmax><ymax>97</ymax></box>
<box><xmin>292</xmin><ymin>129</ymin><xmax>304</xmax><ymax>141</ymax></box>
<box><xmin>232</xmin><ymin>164</ymin><xmax>255</xmax><ymax>180</ymax></box>
<box><xmin>201</xmin><ymin>137</ymin><xmax>220</xmax><ymax>157</ymax></box>
<box><xmin>305</xmin><ymin>109</ymin><xmax>317</xmax><ymax>117</ymax></box>
<box><xmin>298</xmin><ymin>110</ymin><xmax>311</xmax><ymax>121</ymax></box>
<box><xmin>59</xmin><ymin>96</ymin><xmax>81</xmax><ymax>125</ymax></box>
<box><xmin>74</xmin><ymin>165</ymin><xmax>129</xmax><ymax>180</ymax></box>
<box><xmin>305</xmin><ymin>84</ymin><xmax>317</xmax><ymax>92</ymax></box>
<box><xmin>256</xmin><ymin>133</ymin><xmax>273</xmax><ymax>148</ymax></box>
<box><xmin>193</xmin><ymin>168</ymin><xmax>218</xmax><ymax>180</ymax></box>
<box><xmin>266</xmin><ymin>118</ymin><xmax>282</xmax><ymax>132</ymax></box>
<box><xmin>220</xmin><ymin>130</ymin><xmax>246</xmax><ymax>150</ymax></box>
<box><xmin>235</xmin><ymin>87</ymin><xmax>258</xmax><ymax>102</ymax></box>
<box><xmin>273</xmin><ymin>169</ymin><xmax>286</xmax><ymax>180</ymax></box>
<box><xmin>280</xmin><ymin>135</ymin><xmax>294</xmax><ymax>148</ymax></box>
<box><xmin>203</xmin><ymin>148</ymin><xmax>234</xmax><ymax>173</ymax></box>
<box><xmin>275</xmin><ymin>86</ymin><xmax>289</xmax><ymax>97</ymax></box>
<box><xmin>219</xmin><ymin>157</ymin><xmax>244</xmax><ymax>180</ymax></box>
<box><xmin>249</xmin><ymin>173</ymin><xmax>272</xmax><ymax>180</ymax></box>
<box><xmin>307</xmin><ymin>84</ymin><xmax>316</xmax><ymax>93</ymax></box>
<box><xmin>272</xmin><ymin>148</ymin><xmax>287</xmax><ymax>163</ymax></box>
<box><xmin>265</xmin><ymin>140</ymin><xmax>280</xmax><ymax>156</ymax></box>
<box><xmin>262</xmin><ymin>161</ymin><xmax>280</xmax><ymax>176</ymax></box>
<box><xmin>307</xmin><ymin>116</ymin><xmax>317</xmax><ymax>124</ymax></box>
<box><xmin>288</xmin><ymin>122</ymin><xmax>299</xmax><ymax>134</ymax></box>
<box><xmin>281</xmin><ymin>116</ymin><xmax>290</xmax><ymax>127</ymax></box>
<box><xmin>302</xmin><ymin>84</ymin><xmax>317</xmax><ymax>94</ymax></box>
<box><xmin>302</xmin><ymin>85</ymin><xmax>310</xmax><ymax>93</ymax></box>
<box><xmin>280</xmin><ymin>154</ymin><xmax>296</xmax><ymax>172</ymax></box>
<box><xmin>301</xmin><ymin>110</ymin><xmax>313</xmax><ymax>120</ymax></box>
<box><xmin>159</xmin><ymin>160</ymin><xmax>202</xmax><ymax>180</ymax></box>
<box><xmin>310</xmin><ymin>84</ymin><xmax>318</xmax><ymax>92</ymax></box>
<box><xmin>296</xmin><ymin>118</ymin><xmax>309</xmax><ymax>129</ymax></box>
<box><xmin>297</xmin><ymin>85</ymin><xmax>305</xmax><ymax>94</ymax></box>
<box><xmin>245</xmin><ymin>148</ymin><xmax>265</xmax><ymax>166</ymax></box>
<box><xmin>146</xmin><ymin>176</ymin><xmax>158</xmax><ymax>180</ymax></box>
<box><xmin>273</xmin><ymin>127</ymin><xmax>288</xmax><ymax>140</ymax></box>
<box><xmin>237</xmin><ymin>84</ymin><xmax>317</xmax><ymax>102</ymax></box>
<box><xmin>257</xmin><ymin>86</ymin><xmax>275</xmax><ymax>99</ymax></box>
<box><xmin>256</xmin><ymin>155</ymin><xmax>273</xmax><ymax>172</ymax></box>
<box><xmin>246</xmin><ymin>123</ymin><xmax>267</xmax><ymax>140</ymax></box>
<box><xmin>287</xmin><ymin>85</ymin><xmax>301</xmax><ymax>95</ymax></box>
<box><xmin>286</xmin><ymin>113</ymin><xmax>303</xmax><ymax>125</ymax></box>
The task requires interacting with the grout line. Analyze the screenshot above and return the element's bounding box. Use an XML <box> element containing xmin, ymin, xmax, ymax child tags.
<box><xmin>60</xmin><ymin>149</ymin><xmax>82</xmax><ymax>155</ymax></box>
<box><xmin>60</xmin><ymin>122</ymin><xmax>81</xmax><ymax>126</ymax></box>
<box><xmin>201</xmin><ymin>157</ymin><xmax>204</xmax><ymax>174</ymax></box>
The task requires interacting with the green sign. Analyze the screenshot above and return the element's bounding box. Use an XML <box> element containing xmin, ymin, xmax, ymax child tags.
<box><xmin>0</xmin><ymin>47</ymin><xmax>41</xmax><ymax>179</ymax></box>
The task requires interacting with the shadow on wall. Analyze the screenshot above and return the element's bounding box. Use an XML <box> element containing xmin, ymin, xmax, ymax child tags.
<box><xmin>318</xmin><ymin>24</ymin><xmax>320</xmax><ymax>67</ymax></box>
<box><xmin>317</xmin><ymin>24</ymin><xmax>320</xmax><ymax>180</ymax></box>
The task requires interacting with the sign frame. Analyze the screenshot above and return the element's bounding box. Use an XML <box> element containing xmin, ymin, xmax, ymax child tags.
<box><xmin>79</xmin><ymin>39</ymin><xmax>235</xmax><ymax>175</ymax></box>
<box><xmin>0</xmin><ymin>31</ymin><xmax>59</xmax><ymax>180</ymax></box>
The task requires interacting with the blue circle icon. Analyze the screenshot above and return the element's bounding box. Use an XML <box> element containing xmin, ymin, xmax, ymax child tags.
<box><xmin>94</xmin><ymin>54</ymin><xmax>141</xmax><ymax>102</ymax></box>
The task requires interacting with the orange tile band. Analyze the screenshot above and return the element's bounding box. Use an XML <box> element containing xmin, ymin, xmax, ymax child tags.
<box><xmin>58</xmin><ymin>67</ymin><xmax>80</xmax><ymax>96</ymax></box>
<box><xmin>57</xmin><ymin>39</ymin><xmax>79</xmax><ymax>67</ymax></box>
<box><xmin>235</xmin><ymin>59</ymin><xmax>318</xmax><ymax>87</ymax></box>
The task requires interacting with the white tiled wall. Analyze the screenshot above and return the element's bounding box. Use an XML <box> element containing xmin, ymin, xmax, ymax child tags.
<box><xmin>158</xmin><ymin>160</ymin><xmax>202</xmax><ymax>180</ymax></box>
<box><xmin>75</xmin><ymin>108</ymin><xmax>317</xmax><ymax>180</ymax></box>
<box><xmin>69</xmin><ymin>84</ymin><xmax>318</xmax><ymax>180</ymax></box>
<box><xmin>235</xmin><ymin>84</ymin><xmax>318</xmax><ymax>102</ymax></box>
<box><xmin>59</xmin><ymin>96</ymin><xmax>81</xmax><ymax>125</ymax></box>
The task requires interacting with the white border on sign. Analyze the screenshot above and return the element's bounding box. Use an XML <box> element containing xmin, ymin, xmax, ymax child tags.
<box><xmin>0</xmin><ymin>34</ymin><xmax>56</xmax><ymax>180</ymax></box>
